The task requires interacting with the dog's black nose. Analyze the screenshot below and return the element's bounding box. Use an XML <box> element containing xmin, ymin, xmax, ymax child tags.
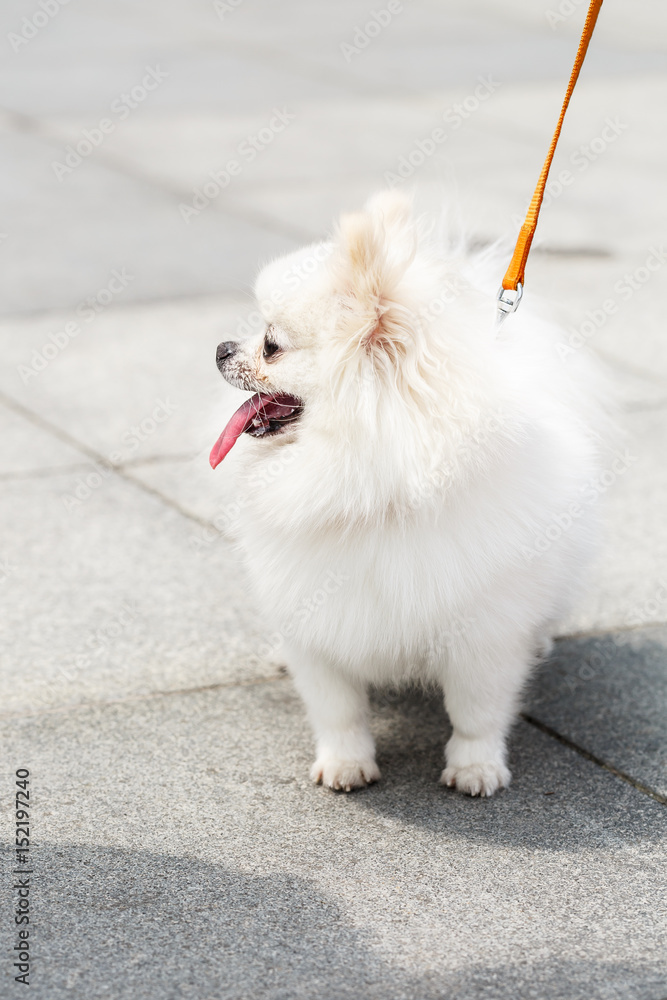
<box><xmin>216</xmin><ymin>341</ymin><xmax>238</xmax><ymax>370</ymax></box>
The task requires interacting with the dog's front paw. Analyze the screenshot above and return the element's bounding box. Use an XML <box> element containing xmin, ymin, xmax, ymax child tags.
<box><xmin>441</xmin><ymin>733</ymin><xmax>510</xmax><ymax>797</ymax></box>
<box><xmin>310</xmin><ymin>755</ymin><xmax>380</xmax><ymax>792</ymax></box>
<box><xmin>440</xmin><ymin>761</ymin><xmax>510</xmax><ymax>797</ymax></box>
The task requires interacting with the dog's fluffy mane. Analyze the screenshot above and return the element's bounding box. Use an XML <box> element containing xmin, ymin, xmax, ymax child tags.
<box><xmin>241</xmin><ymin>191</ymin><xmax>602</xmax><ymax>536</ymax></box>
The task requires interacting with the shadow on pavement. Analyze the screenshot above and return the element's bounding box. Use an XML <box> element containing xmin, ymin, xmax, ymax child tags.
<box><xmin>2</xmin><ymin>842</ymin><xmax>664</xmax><ymax>1000</ymax></box>
<box><xmin>350</xmin><ymin>685</ymin><xmax>667</xmax><ymax>851</ymax></box>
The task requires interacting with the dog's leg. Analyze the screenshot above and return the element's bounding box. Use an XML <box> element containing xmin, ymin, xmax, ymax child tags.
<box><xmin>288</xmin><ymin>649</ymin><xmax>379</xmax><ymax>792</ymax></box>
<box><xmin>439</xmin><ymin>623</ymin><xmax>533</xmax><ymax>797</ymax></box>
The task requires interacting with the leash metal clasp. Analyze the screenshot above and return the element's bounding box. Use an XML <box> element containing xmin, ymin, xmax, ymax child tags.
<box><xmin>495</xmin><ymin>282</ymin><xmax>523</xmax><ymax>328</ymax></box>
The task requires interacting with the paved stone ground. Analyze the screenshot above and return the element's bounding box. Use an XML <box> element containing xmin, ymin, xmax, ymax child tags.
<box><xmin>1</xmin><ymin>2</ymin><xmax>666</xmax><ymax>998</ymax></box>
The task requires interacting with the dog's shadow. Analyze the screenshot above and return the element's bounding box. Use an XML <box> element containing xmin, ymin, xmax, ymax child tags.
<box><xmin>351</xmin><ymin>680</ymin><xmax>666</xmax><ymax>852</ymax></box>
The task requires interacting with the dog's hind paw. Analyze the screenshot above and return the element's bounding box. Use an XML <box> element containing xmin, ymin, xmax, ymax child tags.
<box><xmin>310</xmin><ymin>755</ymin><xmax>380</xmax><ymax>792</ymax></box>
<box><xmin>440</xmin><ymin>761</ymin><xmax>511</xmax><ymax>797</ymax></box>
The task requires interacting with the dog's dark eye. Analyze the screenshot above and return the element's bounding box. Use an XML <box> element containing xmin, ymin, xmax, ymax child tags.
<box><xmin>263</xmin><ymin>336</ymin><xmax>281</xmax><ymax>361</ymax></box>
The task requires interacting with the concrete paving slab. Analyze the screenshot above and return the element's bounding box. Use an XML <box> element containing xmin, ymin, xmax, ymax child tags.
<box><xmin>4</xmin><ymin>0</ymin><xmax>664</xmax><ymax>128</ymax></box>
<box><xmin>0</xmin><ymin>19</ymin><xmax>353</xmax><ymax>119</ymax></box>
<box><xmin>129</xmin><ymin>453</ymin><xmax>229</xmax><ymax>526</ymax></box>
<box><xmin>0</xmin><ymin>399</ymin><xmax>84</xmax><ymax>475</ymax></box>
<box><xmin>1</xmin><ymin>3</ymin><xmax>665</xmax><ymax>994</ymax></box>
<box><xmin>0</xmin><ymin>128</ymin><xmax>296</xmax><ymax>315</ymax></box>
<box><xmin>198</xmin><ymin>0</ymin><xmax>667</xmax><ymax>89</ymax></box>
<box><xmin>307</xmin><ymin>0</ymin><xmax>667</xmax><ymax>63</ymax></box>
<box><xmin>46</xmin><ymin>98</ymin><xmax>459</xmax><ymax>197</ymax></box>
<box><xmin>224</xmin><ymin>76</ymin><xmax>667</xmax><ymax>259</ymax></box>
<box><xmin>559</xmin><ymin>407</ymin><xmax>667</xmax><ymax>636</ymax></box>
<box><xmin>0</xmin><ymin>471</ymin><xmax>283</xmax><ymax>716</ymax></box>
<box><xmin>2</xmin><ymin>0</ymin><xmax>661</xmax><ymax>69</ymax></box>
<box><xmin>528</xmin><ymin>625</ymin><xmax>667</xmax><ymax>800</ymax></box>
<box><xmin>0</xmin><ymin>296</ymin><xmax>249</xmax><ymax>461</ymax></box>
<box><xmin>305</xmin><ymin>25</ymin><xmax>666</xmax><ymax>95</ymax></box>
<box><xmin>490</xmin><ymin>0</ymin><xmax>667</xmax><ymax>51</ymax></box>
<box><xmin>485</xmin><ymin>75</ymin><xmax>667</xmax><ymax>257</ymax></box>
<box><xmin>526</xmin><ymin>253</ymin><xmax>667</xmax><ymax>403</ymax></box>
<box><xmin>1</xmin><ymin>682</ymin><xmax>665</xmax><ymax>999</ymax></box>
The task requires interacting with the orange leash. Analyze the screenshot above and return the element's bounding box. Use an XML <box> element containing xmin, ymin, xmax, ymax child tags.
<box><xmin>496</xmin><ymin>0</ymin><xmax>605</xmax><ymax>325</ymax></box>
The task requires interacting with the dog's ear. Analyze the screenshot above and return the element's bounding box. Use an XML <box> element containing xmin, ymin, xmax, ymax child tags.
<box><xmin>332</xmin><ymin>191</ymin><xmax>417</xmax><ymax>356</ymax></box>
<box><xmin>364</xmin><ymin>189</ymin><xmax>414</xmax><ymax>231</ymax></box>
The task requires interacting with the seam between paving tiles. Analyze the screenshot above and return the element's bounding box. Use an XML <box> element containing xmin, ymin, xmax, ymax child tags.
<box><xmin>0</xmin><ymin>288</ymin><xmax>253</xmax><ymax>323</ymax></box>
<box><xmin>2</xmin><ymin>108</ymin><xmax>314</xmax><ymax>246</ymax></box>
<box><xmin>0</xmin><ymin>463</ymin><xmax>96</xmax><ymax>481</ymax></box>
<box><xmin>556</xmin><ymin>623</ymin><xmax>667</xmax><ymax>641</ymax></box>
<box><xmin>0</xmin><ymin>455</ymin><xmax>199</xmax><ymax>481</ymax></box>
<box><xmin>0</xmin><ymin>674</ymin><xmax>290</xmax><ymax>722</ymax></box>
<box><xmin>0</xmin><ymin>109</ymin><xmax>646</xmax><ymax>265</ymax></box>
<box><xmin>120</xmin><ymin>452</ymin><xmax>199</xmax><ymax>467</ymax></box>
<box><xmin>0</xmin><ymin>389</ymin><xmax>215</xmax><ymax>531</ymax></box>
<box><xmin>521</xmin><ymin>714</ymin><xmax>667</xmax><ymax>806</ymax></box>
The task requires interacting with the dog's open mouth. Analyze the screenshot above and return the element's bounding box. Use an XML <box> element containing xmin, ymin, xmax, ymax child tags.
<box><xmin>210</xmin><ymin>392</ymin><xmax>303</xmax><ymax>469</ymax></box>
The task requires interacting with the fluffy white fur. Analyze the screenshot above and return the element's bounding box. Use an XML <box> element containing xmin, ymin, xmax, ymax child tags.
<box><xmin>216</xmin><ymin>191</ymin><xmax>604</xmax><ymax>796</ymax></box>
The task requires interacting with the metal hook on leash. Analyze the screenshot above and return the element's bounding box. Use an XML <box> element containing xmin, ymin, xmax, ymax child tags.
<box><xmin>495</xmin><ymin>282</ymin><xmax>523</xmax><ymax>329</ymax></box>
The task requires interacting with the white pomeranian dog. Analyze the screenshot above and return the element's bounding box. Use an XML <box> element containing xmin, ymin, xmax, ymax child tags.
<box><xmin>210</xmin><ymin>191</ymin><xmax>604</xmax><ymax>797</ymax></box>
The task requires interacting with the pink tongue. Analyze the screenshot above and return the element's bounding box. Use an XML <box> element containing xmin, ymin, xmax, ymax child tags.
<box><xmin>209</xmin><ymin>393</ymin><xmax>297</xmax><ymax>469</ymax></box>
